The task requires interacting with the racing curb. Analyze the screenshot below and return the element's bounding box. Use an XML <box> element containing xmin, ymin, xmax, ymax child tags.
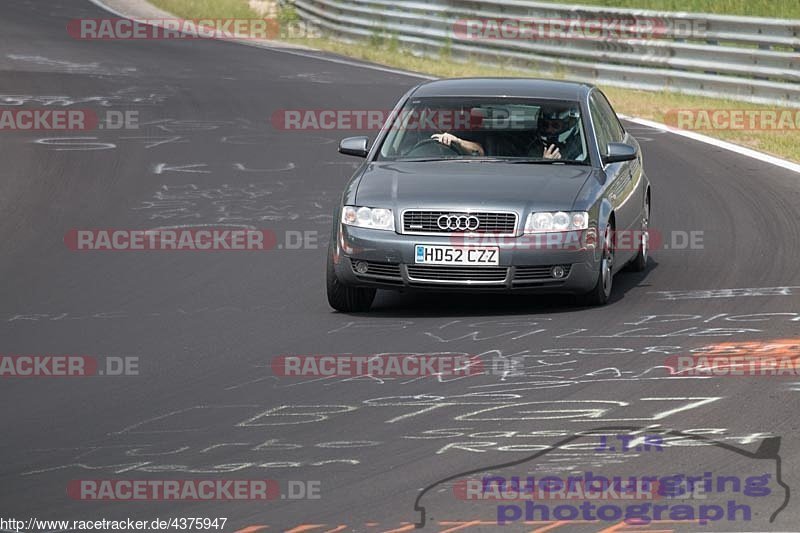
<box><xmin>620</xmin><ymin>115</ymin><xmax>800</xmax><ymax>175</ymax></box>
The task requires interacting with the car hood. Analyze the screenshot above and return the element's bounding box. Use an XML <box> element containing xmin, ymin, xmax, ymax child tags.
<box><xmin>354</xmin><ymin>161</ymin><xmax>595</xmax><ymax>212</ymax></box>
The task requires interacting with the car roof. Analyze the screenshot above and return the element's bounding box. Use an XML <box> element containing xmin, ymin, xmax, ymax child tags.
<box><xmin>409</xmin><ymin>78</ymin><xmax>594</xmax><ymax>100</ymax></box>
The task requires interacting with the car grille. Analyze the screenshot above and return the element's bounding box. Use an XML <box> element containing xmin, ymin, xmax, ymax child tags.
<box><xmin>513</xmin><ymin>265</ymin><xmax>572</xmax><ymax>283</ymax></box>
<box><xmin>349</xmin><ymin>260</ymin><xmax>571</xmax><ymax>286</ymax></box>
<box><xmin>406</xmin><ymin>265</ymin><xmax>508</xmax><ymax>284</ymax></box>
<box><xmin>402</xmin><ymin>211</ymin><xmax>517</xmax><ymax>235</ymax></box>
<box><xmin>349</xmin><ymin>259</ymin><xmax>402</xmax><ymax>283</ymax></box>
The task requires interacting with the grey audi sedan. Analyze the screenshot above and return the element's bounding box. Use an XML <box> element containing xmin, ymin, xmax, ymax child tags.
<box><xmin>327</xmin><ymin>78</ymin><xmax>650</xmax><ymax>311</ymax></box>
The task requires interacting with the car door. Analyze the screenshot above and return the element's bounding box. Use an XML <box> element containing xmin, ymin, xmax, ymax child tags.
<box><xmin>589</xmin><ymin>90</ymin><xmax>641</xmax><ymax>266</ymax></box>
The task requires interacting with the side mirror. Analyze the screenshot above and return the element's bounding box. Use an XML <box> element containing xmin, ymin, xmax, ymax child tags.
<box><xmin>339</xmin><ymin>136</ymin><xmax>369</xmax><ymax>158</ymax></box>
<box><xmin>603</xmin><ymin>142</ymin><xmax>638</xmax><ymax>165</ymax></box>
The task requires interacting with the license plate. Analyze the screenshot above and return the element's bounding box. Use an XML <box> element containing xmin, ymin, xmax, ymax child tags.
<box><xmin>414</xmin><ymin>245</ymin><xmax>499</xmax><ymax>266</ymax></box>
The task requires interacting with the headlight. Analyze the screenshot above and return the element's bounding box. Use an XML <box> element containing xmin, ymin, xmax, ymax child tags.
<box><xmin>524</xmin><ymin>211</ymin><xmax>589</xmax><ymax>233</ymax></box>
<box><xmin>341</xmin><ymin>206</ymin><xmax>394</xmax><ymax>231</ymax></box>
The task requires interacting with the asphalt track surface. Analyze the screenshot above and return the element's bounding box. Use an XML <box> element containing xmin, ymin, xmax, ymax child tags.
<box><xmin>1</xmin><ymin>1</ymin><xmax>800</xmax><ymax>532</ymax></box>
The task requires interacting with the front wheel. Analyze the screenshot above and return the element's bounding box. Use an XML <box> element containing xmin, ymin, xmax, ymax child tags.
<box><xmin>582</xmin><ymin>223</ymin><xmax>614</xmax><ymax>306</ymax></box>
<box><xmin>326</xmin><ymin>247</ymin><xmax>376</xmax><ymax>312</ymax></box>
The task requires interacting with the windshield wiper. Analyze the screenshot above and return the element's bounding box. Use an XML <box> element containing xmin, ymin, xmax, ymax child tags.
<box><xmin>449</xmin><ymin>158</ymin><xmax>509</xmax><ymax>163</ymax></box>
<box><xmin>507</xmin><ymin>159</ymin><xmax>589</xmax><ymax>165</ymax></box>
<box><xmin>391</xmin><ymin>157</ymin><xmax>460</xmax><ymax>162</ymax></box>
<box><xmin>391</xmin><ymin>157</ymin><xmax>507</xmax><ymax>163</ymax></box>
<box><xmin>389</xmin><ymin>158</ymin><xmax>588</xmax><ymax>164</ymax></box>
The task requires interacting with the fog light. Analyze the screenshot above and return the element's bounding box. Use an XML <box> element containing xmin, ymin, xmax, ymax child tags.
<box><xmin>354</xmin><ymin>261</ymin><xmax>369</xmax><ymax>274</ymax></box>
<box><xmin>551</xmin><ymin>265</ymin><xmax>566</xmax><ymax>279</ymax></box>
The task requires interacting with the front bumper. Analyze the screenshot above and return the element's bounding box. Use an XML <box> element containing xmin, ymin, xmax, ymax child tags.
<box><xmin>332</xmin><ymin>225</ymin><xmax>601</xmax><ymax>293</ymax></box>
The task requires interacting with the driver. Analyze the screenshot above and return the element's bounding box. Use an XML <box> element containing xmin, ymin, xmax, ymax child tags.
<box><xmin>430</xmin><ymin>132</ymin><xmax>485</xmax><ymax>156</ymax></box>
<box><xmin>429</xmin><ymin>106</ymin><xmax>582</xmax><ymax>160</ymax></box>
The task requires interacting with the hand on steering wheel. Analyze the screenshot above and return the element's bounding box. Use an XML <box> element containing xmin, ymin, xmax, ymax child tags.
<box><xmin>404</xmin><ymin>136</ymin><xmax>462</xmax><ymax>157</ymax></box>
<box><xmin>432</xmin><ymin>132</ymin><xmax>484</xmax><ymax>156</ymax></box>
<box><xmin>431</xmin><ymin>132</ymin><xmax>459</xmax><ymax>148</ymax></box>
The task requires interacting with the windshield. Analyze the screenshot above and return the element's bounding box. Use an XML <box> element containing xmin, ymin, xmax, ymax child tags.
<box><xmin>377</xmin><ymin>97</ymin><xmax>589</xmax><ymax>163</ymax></box>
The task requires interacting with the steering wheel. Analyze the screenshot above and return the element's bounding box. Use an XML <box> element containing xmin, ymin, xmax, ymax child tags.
<box><xmin>404</xmin><ymin>138</ymin><xmax>462</xmax><ymax>157</ymax></box>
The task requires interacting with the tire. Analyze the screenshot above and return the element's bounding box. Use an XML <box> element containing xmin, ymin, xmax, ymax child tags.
<box><xmin>627</xmin><ymin>196</ymin><xmax>649</xmax><ymax>272</ymax></box>
<box><xmin>326</xmin><ymin>246</ymin><xmax>376</xmax><ymax>312</ymax></box>
<box><xmin>582</xmin><ymin>222</ymin><xmax>614</xmax><ymax>306</ymax></box>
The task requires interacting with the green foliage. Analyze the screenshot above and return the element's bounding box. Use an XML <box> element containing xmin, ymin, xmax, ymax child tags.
<box><xmin>149</xmin><ymin>0</ymin><xmax>257</xmax><ymax>19</ymax></box>
<box><xmin>539</xmin><ymin>0</ymin><xmax>799</xmax><ymax>18</ymax></box>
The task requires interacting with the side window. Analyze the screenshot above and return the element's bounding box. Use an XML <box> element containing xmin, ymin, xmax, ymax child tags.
<box><xmin>595</xmin><ymin>91</ymin><xmax>625</xmax><ymax>142</ymax></box>
<box><xmin>589</xmin><ymin>94</ymin><xmax>614</xmax><ymax>158</ymax></box>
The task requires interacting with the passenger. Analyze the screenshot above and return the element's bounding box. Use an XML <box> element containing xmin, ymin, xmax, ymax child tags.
<box><xmin>527</xmin><ymin>108</ymin><xmax>583</xmax><ymax>160</ymax></box>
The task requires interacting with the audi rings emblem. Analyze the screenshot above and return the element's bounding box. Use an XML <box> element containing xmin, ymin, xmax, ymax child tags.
<box><xmin>437</xmin><ymin>214</ymin><xmax>480</xmax><ymax>231</ymax></box>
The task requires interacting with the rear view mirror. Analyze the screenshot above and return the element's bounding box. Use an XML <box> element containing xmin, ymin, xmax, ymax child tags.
<box><xmin>603</xmin><ymin>142</ymin><xmax>638</xmax><ymax>164</ymax></box>
<box><xmin>339</xmin><ymin>136</ymin><xmax>369</xmax><ymax>158</ymax></box>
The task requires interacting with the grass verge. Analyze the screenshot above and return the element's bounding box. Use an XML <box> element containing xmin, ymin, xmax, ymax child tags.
<box><xmin>149</xmin><ymin>0</ymin><xmax>800</xmax><ymax>20</ymax></box>
<box><xmin>539</xmin><ymin>0</ymin><xmax>800</xmax><ymax>18</ymax></box>
<box><xmin>149</xmin><ymin>0</ymin><xmax>258</xmax><ymax>19</ymax></box>
<box><xmin>149</xmin><ymin>0</ymin><xmax>800</xmax><ymax>163</ymax></box>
